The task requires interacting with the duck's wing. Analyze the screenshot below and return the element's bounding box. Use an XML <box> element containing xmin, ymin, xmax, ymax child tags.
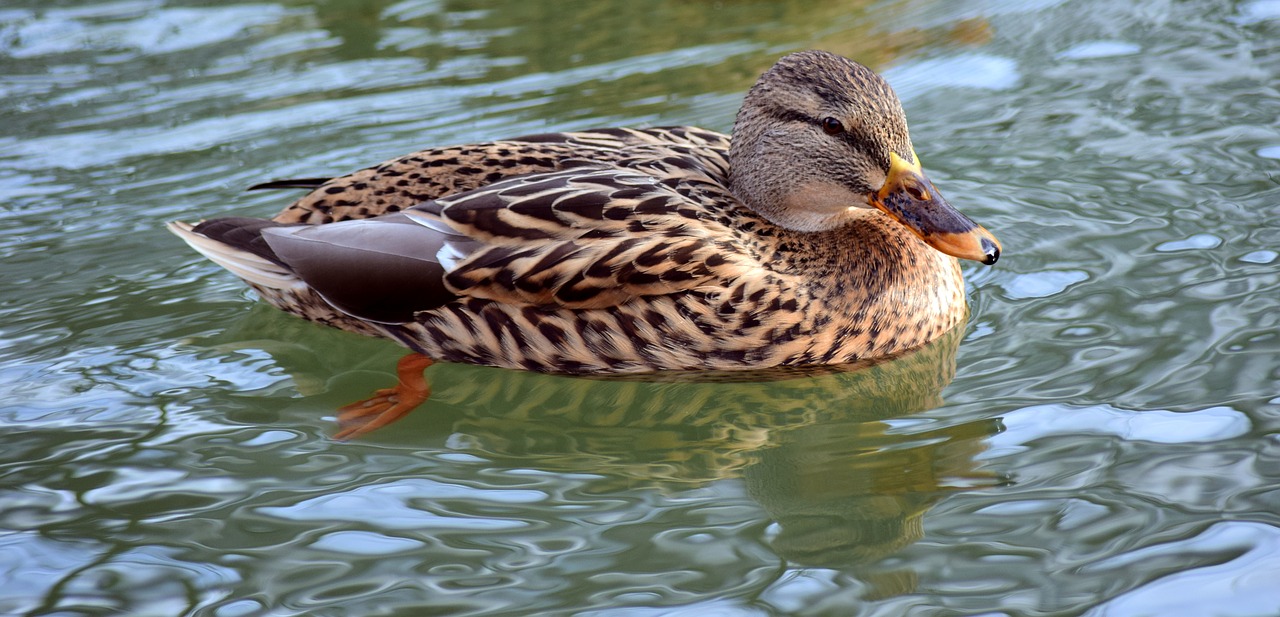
<box><xmin>414</xmin><ymin>164</ymin><xmax>756</xmax><ymax>310</ymax></box>
<box><xmin>251</xmin><ymin>164</ymin><xmax>759</xmax><ymax>323</ymax></box>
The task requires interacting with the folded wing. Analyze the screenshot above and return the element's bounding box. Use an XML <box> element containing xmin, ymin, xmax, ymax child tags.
<box><xmin>248</xmin><ymin>164</ymin><xmax>757</xmax><ymax>323</ymax></box>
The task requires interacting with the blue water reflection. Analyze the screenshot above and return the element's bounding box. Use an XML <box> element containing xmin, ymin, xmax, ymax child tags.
<box><xmin>2</xmin><ymin>0</ymin><xmax>1279</xmax><ymax>614</ymax></box>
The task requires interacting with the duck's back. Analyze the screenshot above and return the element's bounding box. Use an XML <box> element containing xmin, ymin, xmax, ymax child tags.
<box><xmin>269</xmin><ymin>126</ymin><xmax>733</xmax><ymax>225</ymax></box>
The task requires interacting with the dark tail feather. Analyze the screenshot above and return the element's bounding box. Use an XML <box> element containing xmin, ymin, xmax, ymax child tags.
<box><xmin>247</xmin><ymin>178</ymin><xmax>333</xmax><ymax>191</ymax></box>
<box><xmin>192</xmin><ymin>217</ymin><xmax>296</xmax><ymax>266</ymax></box>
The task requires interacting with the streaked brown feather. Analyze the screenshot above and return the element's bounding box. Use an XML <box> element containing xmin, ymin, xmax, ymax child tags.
<box><xmin>271</xmin><ymin>127</ymin><xmax>732</xmax><ymax>225</ymax></box>
<box><xmin>402</xmin><ymin>164</ymin><xmax>760</xmax><ymax>310</ymax></box>
<box><xmin>171</xmin><ymin>52</ymin><xmax>985</xmax><ymax>375</ymax></box>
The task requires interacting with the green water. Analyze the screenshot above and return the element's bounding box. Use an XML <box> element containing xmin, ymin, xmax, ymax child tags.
<box><xmin>3</xmin><ymin>0</ymin><xmax>1279</xmax><ymax>615</ymax></box>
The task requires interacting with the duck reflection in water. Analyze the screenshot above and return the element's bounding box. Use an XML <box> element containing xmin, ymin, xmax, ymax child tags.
<box><xmin>448</xmin><ymin>321</ymin><xmax>1002</xmax><ymax>583</ymax></box>
<box><xmin>208</xmin><ymin>314</ymin><xmax>1004</xmax><ymax>592</ymax></box>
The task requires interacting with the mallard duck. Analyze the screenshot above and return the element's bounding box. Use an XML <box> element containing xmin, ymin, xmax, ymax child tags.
<box><xmin>170</xmin><ymin>50</ymin><xmax>999</xmax><ymax>436</ymax></box>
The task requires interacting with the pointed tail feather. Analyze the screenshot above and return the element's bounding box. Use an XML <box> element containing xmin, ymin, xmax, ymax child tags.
<box><xmin>167</xmin><ymin>221</ymin><xmax>301</xmax><ymax>290</ymax></box>
<box><xmin>246</xmin><ymin>178</ymin><xmax>333</xmax><ymax>191</ymax></box>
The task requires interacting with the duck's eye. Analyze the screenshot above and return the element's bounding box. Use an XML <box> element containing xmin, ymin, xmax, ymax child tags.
<box><xmin>821</xmin><ymin>117</ymin><xmax>845</xmax><ymax>136</ymax></box>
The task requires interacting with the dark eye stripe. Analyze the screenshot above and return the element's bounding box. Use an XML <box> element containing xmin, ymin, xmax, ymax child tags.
<box><xmin>773</xmin><ymin>110</ymin><xmax>847</xmax><ymax>137</ymax></box>
<box><xmin>774</xmin><ymin>109</ymin><xmax>820</xmax><ymax>125</ymax></box>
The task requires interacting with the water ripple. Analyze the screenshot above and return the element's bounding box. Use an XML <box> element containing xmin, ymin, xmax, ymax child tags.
<box><xmin>3</xmin><ymin>0</ymin><xmax>1280</xmax><ymax>615</ymax></box>
<box><xmin>2</xmin><ymin>4</ymin><xmax>290</xmax><ymax>58</ymax></box>
<box><xmin>1084</xmin><ymin>522</ymin><xmax>1280</xmax><ymax>616</ymax></box>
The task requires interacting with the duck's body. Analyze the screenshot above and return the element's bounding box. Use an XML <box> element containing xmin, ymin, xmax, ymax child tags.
<box><xmin>171</xmin><ymin>51</ymin><xmax>997</xmax><ymax>377</ymax></box>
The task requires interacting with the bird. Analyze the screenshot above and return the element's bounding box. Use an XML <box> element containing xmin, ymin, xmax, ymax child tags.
<box><xmin>169</xmin><ymin>50</ymin><xmax>1000</xmax><ymax>438</ymax></box>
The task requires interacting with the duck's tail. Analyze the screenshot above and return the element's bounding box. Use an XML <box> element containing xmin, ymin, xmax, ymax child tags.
<box><xmin>169</xmin><ymin>213</ymin><xmax>458</xmax><ymax>330</ymax></box>
<box><xmin>166</xmin><ymin>220</ymin><xmax>303</xmax><ymax>291</ymax></box>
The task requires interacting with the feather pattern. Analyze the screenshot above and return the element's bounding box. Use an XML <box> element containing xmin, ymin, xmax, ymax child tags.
<box><xmin>403</xmin><ymin>161</ymin><xmax>760</xmax><ymax>310</ymax></box>
<box><xmin>269</xmin><ymin>127</ymin><xmax>732</xmax><ymax>225</ymax></box>
<box><xmin>170</xmin><ymin>51</ymin><xmax>996</xmax><ymax>375</ymax></box>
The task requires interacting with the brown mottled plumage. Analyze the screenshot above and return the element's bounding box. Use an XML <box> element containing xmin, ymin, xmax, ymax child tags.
<box><xmin>169</xmin><ymin>50</ymin><xmax>1000</xmax><ymax>378</ymax></box>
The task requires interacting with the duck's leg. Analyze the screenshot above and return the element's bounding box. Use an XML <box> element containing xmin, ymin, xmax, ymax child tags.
<box><xmin>334</xmin><ymin>353</ymin><xmax>434</xmax><ymax>440</ymax></box>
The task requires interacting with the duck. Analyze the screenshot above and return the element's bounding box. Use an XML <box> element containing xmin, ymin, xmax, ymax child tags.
<box><xmin>169</xmin><ymin>50</ymin><xmax>1000</xmax><ymax>437</ymax></box>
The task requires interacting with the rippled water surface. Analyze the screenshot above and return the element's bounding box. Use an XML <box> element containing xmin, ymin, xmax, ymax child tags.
<box><xmin>3</xmin><ymin>0</ymin><xmax>1279</xmax><ymax>615</ymax></box>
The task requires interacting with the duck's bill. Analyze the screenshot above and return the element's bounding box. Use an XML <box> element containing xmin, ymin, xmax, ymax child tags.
<box><xmin>870</xmin><ymin>152</ymin><xmax>1001</xmax><ymax>265</ymax></box>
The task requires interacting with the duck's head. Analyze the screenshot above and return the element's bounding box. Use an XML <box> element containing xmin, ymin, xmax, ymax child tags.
<box><xmin>728</xmin><ymin>50</ymin><xmax>1000</xmax><ymax>265</ymax></box>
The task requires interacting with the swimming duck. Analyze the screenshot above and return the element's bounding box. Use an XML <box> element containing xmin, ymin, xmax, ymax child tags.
<box><xmin>170</xmin><ymin>50</ymin><xmax>999</xmax><ymax>436</ymax></box>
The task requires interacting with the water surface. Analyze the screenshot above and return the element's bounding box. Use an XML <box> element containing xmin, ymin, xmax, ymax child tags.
<box><xmin>2</xmin><ymin>0</ymin><xmax>1279</xmax><ymax>615</ymax></box>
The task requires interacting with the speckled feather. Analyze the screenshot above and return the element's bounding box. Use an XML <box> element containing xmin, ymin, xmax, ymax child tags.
<box><xmin>271</xmin><ymin>127</ymin><xmax>731</xmax><ymax>225</ymax></box>
<box><xmin>200</xmin><ymin>127</ymin><xmax>965</xmax><ymax>373</ymax></box>
<box><xmin>171</xmin><ymin>52</ymin><xmax>974</xmax><ymax>375</ymax></box>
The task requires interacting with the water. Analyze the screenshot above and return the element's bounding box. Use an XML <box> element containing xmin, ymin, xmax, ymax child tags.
<box><xmin>2</xmin><ymin>0</ymin><xmax>1278</xmax><ymax>615</ymax></box>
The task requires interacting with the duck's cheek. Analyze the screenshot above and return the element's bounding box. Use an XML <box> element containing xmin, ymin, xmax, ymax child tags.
<box><xmin>766</xmin><ymin>181</ymin><xmax>868</xmax><ymax>232</ymax></box>
<box><xmin>783</xmin><ymin>181</ymin><xmax>859</xmax><ymax>211</ymax></box>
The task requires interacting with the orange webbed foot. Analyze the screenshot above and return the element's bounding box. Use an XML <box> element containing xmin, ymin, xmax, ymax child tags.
<box><xmin>334</xmin><ymin>353</ymin><xmax>434</xmax><ymax>440</ymax></box>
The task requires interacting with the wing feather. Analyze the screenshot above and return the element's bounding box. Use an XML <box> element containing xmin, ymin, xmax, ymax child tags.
<box><xmin>402</xmin><ymin>165</ymin><xmax>759</xmax><ymax>310</ymax></box>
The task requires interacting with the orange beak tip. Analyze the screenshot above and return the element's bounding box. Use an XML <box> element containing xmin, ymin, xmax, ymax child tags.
<box><xmin>926</xmin><ymin>227</ymin><xmax>1001</xmax><ymax>265</ymax></box>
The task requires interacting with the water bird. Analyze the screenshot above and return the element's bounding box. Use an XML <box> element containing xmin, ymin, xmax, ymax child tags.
<box><xmin>170</xmin><ymin>50</ymin><xmax>1000</xmax><ymax>437</ymax></box>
